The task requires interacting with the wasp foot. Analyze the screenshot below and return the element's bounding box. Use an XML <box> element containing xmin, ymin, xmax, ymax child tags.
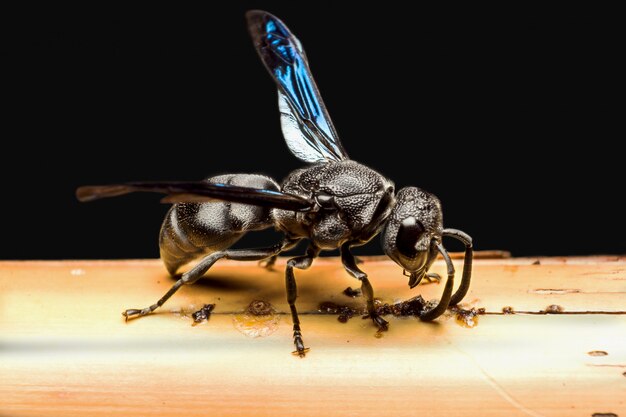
<box><xmin>122</xmin><ymin>307</ymin><xmax>154</xmax><ymax>321</ymax></box>
<box><xmin>369</xmin><ymin>314</ymin><xmax>389</xmax><ymax>331</ymax></box>
<box><xmin>292</xmin><ymin>331</ymin><xmax>309</xmax><ymax>357</ymax></box>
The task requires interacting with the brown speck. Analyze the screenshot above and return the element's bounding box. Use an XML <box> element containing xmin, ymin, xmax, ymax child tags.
<box><xmin>342</xmin><ymin>287</ymin><xmax>361</xmax><ymax>297</ymax></box>
<box><xmin>592</xmin><ymin>413</ymin><xmax>618</xmax><ymax>417</ymax></box>
<box><xmin>477</xmin><ymin>308</ymin><xmax>486</xmax><ymax>315</ymax></box>
<box><xmin>545</xmin><ymin>304</ymin><xmax>564</xmax><ymax>314</ymax></box>
<box><xmin>246</xmin><ymin>300</ymin><xmax>274</xmax><ymax>316</ymax></box>
<box><xmin>622</xmin><ymin>371</ymin><xmax>626</xmax><ymax>377</ymax></box>
<box><xmin>319</xmin><ymin>301</ymin><xmax>340</xmax><ymax>314</ymax></box>
<box><xmin>157</xmin><ymin>280</ymin><xmax>160</xmax><ymax>284</ymax></box>
<box><xmin>502</xmin><ymin>306</ymin><xmax>515</xmax><ymax>314</ymax></box>
<box><xmin>191</xmin><ymin>304</ymin><xmax>215</xmax><ymax>324</ymax></box>
<box><xmin>337</xmin><ymin>306</ymin><xmax>356</xmax><ymax>323</ymax></box>
<box><xmin>588</xmin><ymin>350</ymin><xmax>608</xmax><ymax>357</ymax></box>
<box><xmin>319</xmin><ymin>296</ymin><xmax>427</xmax><ymax>323</ymax></box>
<box><xmin>318</xmin><ymin>301</ymin><xmax>359</xmax><ymax>323</ymax></box>
<box><xmin>337</xmin><ymin>314</ymin><xmax>350</xmax><ymax>323</ymax></box>
<box><xmin>376</xmin><ymin>296</ymin><xmax>426</xmax><ymax>317</ymax></box>
<box><xmin>532</xmin><ymin>259</ymin><xmax>541</xmax><ymax>265</ymax></box>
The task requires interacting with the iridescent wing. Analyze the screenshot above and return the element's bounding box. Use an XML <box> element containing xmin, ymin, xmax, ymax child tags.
<box><xmin>247</xmin><ymin>10</ymin><xmax>349</xmax><ymax>163</ymax></box>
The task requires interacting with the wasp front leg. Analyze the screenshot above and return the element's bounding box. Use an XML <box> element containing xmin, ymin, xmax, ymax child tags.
<box><xmin>443</xmin><ymin>229</ymin><xmax>473</xmax><ymax>306</ymax></box>
<box><xmin>419</xmin><ymin>242</ymin><xmax>455</xmax><ymax>321</ymax></box>
<box><xmin>340</xmin><ymin>242</ymin><xmax>388</xmax><ymax>331</ymax></box>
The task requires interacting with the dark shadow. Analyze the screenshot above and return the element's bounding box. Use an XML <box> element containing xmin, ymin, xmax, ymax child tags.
<box><xmin>186</xmin><ymin>273</ymin><xmax>288</xmax><ymax>302</ymax></box>
<box><xmin>192</xmin><ymin>274</ymin><xmax>262</xmax><ymax>291</ymax></box>
<box><xmin>419</xmin><ymin>320</ymin><xmax>443</xmax><ymax>329</ymax></box>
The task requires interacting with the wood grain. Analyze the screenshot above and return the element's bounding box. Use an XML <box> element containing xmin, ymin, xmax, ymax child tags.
<box><xmin>1</xmin><ymin>257</ymin><xmax>625</xmax><ymax>417</ymax></box>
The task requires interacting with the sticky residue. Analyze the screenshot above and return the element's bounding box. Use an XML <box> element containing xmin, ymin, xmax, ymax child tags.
<box><xmin>587</xmin><ymin>350</ymin><xmax>608</xmax><ymax>357</ymax></box>
<box><xmin>451</xmin><ymin>306</ymin><xmax>485</xmax><ymax>328</ymax></box>
<box><xmin>233</xmin><ymin>300</ymin><xmax>280</xmax><ymax>338</ymax></box>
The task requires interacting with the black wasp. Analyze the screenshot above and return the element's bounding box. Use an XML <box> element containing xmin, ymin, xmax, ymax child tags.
<box><xmin>77</xmin><ymin>10</ymin><xmax>473</xmax><ymax>357</ymax></box>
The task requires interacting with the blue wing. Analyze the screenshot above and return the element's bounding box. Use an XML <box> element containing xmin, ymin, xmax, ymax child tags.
<box><xmin>246</xmin><ymin>10</ymin><xmax>349</xmax><ymax>163</ymax></box>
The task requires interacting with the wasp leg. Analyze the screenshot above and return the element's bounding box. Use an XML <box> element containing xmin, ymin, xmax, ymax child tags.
<box><xmin>443</xmin><ymin>229</ymin><xmax>473</xmax><ymax>305</ymax></box>
<box><xmin>420</xmin><ymin>243</ymin><xmax>455</xmax><ymax>321</ymax></box>
<box><xmin>425</xmin><ymin>272</ymin><xmax>441</xmax><ymax>283</ymax></box>
<box><xmin>123</xmin><ymin>237</ymin><xmax>299</xmax><ymax>320</ymax></box>
<box><xmin>286</xmin><ymin>244</ymin><xmax>321</xmax><ymax>358</ymax></box>
<box><xmin>340</xmin><ymin>243</ymin><xmax>388</xmax><ymax>331</ymax></box>
<box><xmin>258</xmin><ymin>255</ymin><xmax>278</xmax><ymax>270</ymax></box>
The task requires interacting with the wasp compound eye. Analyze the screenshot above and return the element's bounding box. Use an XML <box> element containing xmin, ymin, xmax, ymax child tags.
<box><xmin>396</xmin><ymin>217</ymin><xmax>425</xmax><ymax>258</ymax></box>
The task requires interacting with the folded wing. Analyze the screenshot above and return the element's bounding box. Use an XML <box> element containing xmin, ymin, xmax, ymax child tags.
<box><xmin>76</xmin><ymin>181</ymin><xmax>314</xmax><ymax>212</ymax></box>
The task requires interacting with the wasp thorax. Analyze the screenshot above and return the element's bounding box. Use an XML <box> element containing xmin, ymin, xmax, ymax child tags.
<box><xmin>381</xmin><ymin>187</ymin><xmax>443</xmax><ymax>287</ymax></box>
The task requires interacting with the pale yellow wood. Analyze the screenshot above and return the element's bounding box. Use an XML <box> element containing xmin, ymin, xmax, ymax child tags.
<box><xmin>1</xmin><ymin>257</ymin><xmax>625</xmax><ymax>417</ymax></box>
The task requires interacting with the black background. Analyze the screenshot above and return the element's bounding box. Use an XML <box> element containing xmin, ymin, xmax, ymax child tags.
<box><xmin>2</xmin><ymin>3</ymin><xmax>623</xmax><ymax>259</ymax></box>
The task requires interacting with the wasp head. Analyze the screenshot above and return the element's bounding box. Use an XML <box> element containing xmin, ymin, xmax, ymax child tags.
<box><xmin>382</xmin><ymin>187</ymin><xmax>443</xmax><ymax>288</ymax></box>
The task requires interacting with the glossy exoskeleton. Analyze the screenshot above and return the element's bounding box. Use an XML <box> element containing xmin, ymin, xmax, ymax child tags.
<box><xmin>77</xmin><ymin>10</ymin><xmax>473</xmax><ymax>357</ymax></box>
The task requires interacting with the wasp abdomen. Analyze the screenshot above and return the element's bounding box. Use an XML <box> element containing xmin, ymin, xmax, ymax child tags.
<box><xmin>159</xmin><ymin>174</ymin><xmax>279</xmax><ymax>275</ymax></box>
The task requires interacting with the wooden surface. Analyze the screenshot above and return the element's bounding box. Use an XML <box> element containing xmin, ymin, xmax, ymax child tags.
<box><xmin>1</xmin><ymin>256</ymin><xmax>625</xmax><ymax>417</ymax></box>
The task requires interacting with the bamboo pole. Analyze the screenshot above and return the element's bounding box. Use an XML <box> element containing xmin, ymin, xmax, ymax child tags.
<box><xmin>1</xmin><ymin>256</ymin><xmax>625</xmax><ymax>416</ymax></box>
